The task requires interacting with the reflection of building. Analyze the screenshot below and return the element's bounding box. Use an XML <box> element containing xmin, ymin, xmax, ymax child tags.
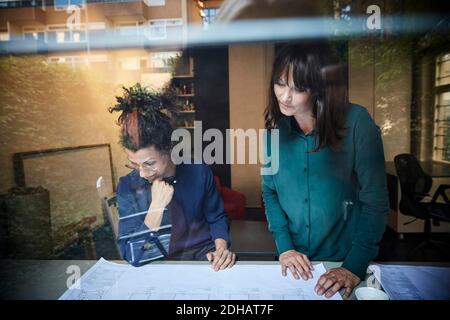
<box><xmin>0</xmin><ymin>1</ymin><xmax>225</xmax><ymax>253</ymax></box>
<box><xmin>0</xmin><ymin>0</ymin><xmax>222</xmax><ymax>87</ymax></box>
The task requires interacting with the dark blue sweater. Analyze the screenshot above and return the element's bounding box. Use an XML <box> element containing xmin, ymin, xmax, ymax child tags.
<box><xmin>116</xmin><ymin>163</ymin><xmax>230</xmax><ymax>267</ymax></box>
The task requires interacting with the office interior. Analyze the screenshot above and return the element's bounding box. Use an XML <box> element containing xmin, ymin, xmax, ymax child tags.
<box><xmin>0</xmin><ymin>0</ymin><xmax>449</xmax><ymax>266</ymax></box>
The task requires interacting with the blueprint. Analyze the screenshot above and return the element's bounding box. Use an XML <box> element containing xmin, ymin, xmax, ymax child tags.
<box><xmin>59</xmin><ymin>258</ymin><xmax>341</xmax><ymax>300</ymax></box>
<box><xmin>368</xmin><ymin>264</ymin><xmax>450</xmax><ymax>300</ymax></box>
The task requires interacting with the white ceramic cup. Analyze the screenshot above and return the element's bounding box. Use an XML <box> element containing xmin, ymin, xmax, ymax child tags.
<box><xmin>355</xmin><ymin>287</ymin><xmax>389</xmax><ymax>300</ymax></box>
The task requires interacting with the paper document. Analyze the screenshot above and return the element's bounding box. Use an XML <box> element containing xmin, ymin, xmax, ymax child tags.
<box><xmin>60</xmin><ymin>258</ymin><xmax>341</xmax><ymax>300</ymax></box>
<box><xmin>369</xmin><ymin>264</ymin><xmax>450</xmax><ymax>300</ymax></box>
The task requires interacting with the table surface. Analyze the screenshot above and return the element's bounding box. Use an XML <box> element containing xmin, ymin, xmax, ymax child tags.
<box><xmin>2</xmin><ymin>258</ymin><xmax>449</xmax><ymax>300</ymax></box>
<box><xmin>2</xmin><ymin>221</ymin><xmax>447</xmax><ymax>300</ymax></box>
<box><xmin>0</xmin><ymin>259</ymin><xmax>362</xmax><ymax>300</ymax></box>
<box><xmin>230</xmin><ymin>220</ymin><xmax>276</xmax><ymax>258</ymax></box>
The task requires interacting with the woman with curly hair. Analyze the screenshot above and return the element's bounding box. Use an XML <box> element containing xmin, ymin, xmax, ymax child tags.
<box><xmin>109</xmin><ymin>83</ymin><xmax>235</xmax><ymax>270</ymax></box>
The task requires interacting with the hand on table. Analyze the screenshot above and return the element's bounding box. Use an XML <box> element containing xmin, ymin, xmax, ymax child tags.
<box><xmin>206</xmin><ymin>239</ymin><xmax>236</xmax><ymax>271</ymax></box>
<box><xmin>314</xmin><ymin>267</ymin><xmax>360</xmax><ymax>299</ymax></box>
<box><xmin>279</xmin><ymin>250</ymin><xmax>314</xmax><ymax>280</ymax></box>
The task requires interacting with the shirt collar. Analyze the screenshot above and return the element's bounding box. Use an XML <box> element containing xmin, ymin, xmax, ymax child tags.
<box><xmin>128</xmin><ymin>170</ymin><xmax>149</xmax><ymax>190</ymax></box>
<box><xmin>286</xmin><ymin>116</ymin><xmax>316</xmax><ymax>137</ymax></box>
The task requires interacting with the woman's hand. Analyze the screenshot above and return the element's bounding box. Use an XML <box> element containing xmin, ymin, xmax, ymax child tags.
<box><xmin>279</xmin><ymin>250</ymin><xmax>314</xmax><ymax>280</ymax></box>
<box><xmin>150</xmin><ymin>179</ymin><xmax>174</xmax><ymax>209</ymax></box>
<box><xmin>314</xmin><ymin>267</ymin><xmax>360</xmax><ymax>299</ymax></box>
<box><xmin>206</xmin><ymin>239</ymin><xmax>236</xmax><ymax>271</ymax></box>
<box><xmin>144</xmin><ymin>180</ymin><xmax>174</xmax><ymax>230</ymax></box>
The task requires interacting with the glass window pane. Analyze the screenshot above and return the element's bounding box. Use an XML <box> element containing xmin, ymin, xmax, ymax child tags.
<box><xmin>56</xmin><ymin>31</ymin><xmax>65</xmax><ymax>43</ymax></box>
<box><xmin>146</xmin><ymin>0</ymin><xmax>165</xmax><ymax>6</ymax></box>
<box><xmin>0</xmin><ymin>32</ymin><xmax>9</xmax><ymax>41</ymax></box>
<box><xmin>54</xmin><ymin>0</ymin><xmax>68</xmax><ymax>10</ymax></box>
<box><xmin>436</xmin><ymin>53</ymin><xmax>450</xmax><ymax>86</ymax></box>
<box><xmin>434</xmin><ymin>92</ymin><xmax>450</xmax><ymax>162</ymax></box>
<box><xmin>149</xmin><ymin>21</ymin><xmax>166</xmax><ymax>39</ymax></box>
<box><xmin>71</xmin><ymin>0</ymin><xmax>86</xmax><ymax>7</ymax></box>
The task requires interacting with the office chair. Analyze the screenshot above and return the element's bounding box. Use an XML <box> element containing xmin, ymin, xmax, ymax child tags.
<box><xmin>394</xmin><ymin>154</ymin><xmax>450</xmax><ymax>258</ymax></box>
<box><xmin>96</xmin><ymin>176</ymin><xmax>121</xmax><ymax>257</ymax></box>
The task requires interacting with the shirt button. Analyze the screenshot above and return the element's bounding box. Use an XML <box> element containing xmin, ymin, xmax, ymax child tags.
<box><xmin>304</xmin><ymin>198</ymin><xmax>308</xmax><ymax>203</ymax></box>
<box><xmin>306</xmin><ymin>225</ymin><xmax>310</xmax><ymax>229</ymax></box>
<box><xmin>304</xmin><ymin>167</ymin><xmax>307</xmax><ymax>172</ymax></box>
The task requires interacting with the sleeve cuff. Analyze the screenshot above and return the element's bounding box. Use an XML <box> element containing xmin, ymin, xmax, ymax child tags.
<box><xmin>342</xmin><ymin>245</ymin><xmax>375</xmax><ymax>280</ymax></box>
<box><xmin>273</xmin><ymin>231</ymin><xmax>295</xmax><ymax>255</ymax></box>
<box><xmin>211</xmin><ymin>229</ymin><xmax>231</xmax><ymax>245</ymax></box>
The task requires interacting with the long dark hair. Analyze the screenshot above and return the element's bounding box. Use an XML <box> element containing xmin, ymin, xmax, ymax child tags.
<box><xmin>108</xmin><ymin>83</ymin><xmax>179</xmax><ymax>153</ymax></box>
<box><xmin>264</xmin><ymin>42</ymin><xmax>348</xmax><ymax>152</ymax></box>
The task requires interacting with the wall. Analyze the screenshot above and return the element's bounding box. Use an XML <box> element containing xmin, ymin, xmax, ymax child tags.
<box><xmin>348</xmin><ymin>38</ymin><xmax>412</xmax><ymax>161</ymax></box>
<box><xmin>0</xmin><ymin>0</ymin><xmax>188</xmax><ymax>248</ymax></box>
<box><xmin>229</xmin><ymin>39</ymin><xmax>412</xmax><ymax>207</ymax></box>
<box><xmin>0</xmin><ymin>50</ymin><xmax>175</xmax><ymax>247</ymax></box>
<box><xmin>228</xmin><ymin>44</ymin><xmax>274</xmax><ymax>206</ymax></box>
<box><xmin>228</xmin><ymin>39</ymin><xmax>412</xmax><ymax>207</ymax></box>
<box><xmin>349</xmin><ymin>39</ymin><xmax>450</xmax><ymax>233</ymax></box>
<box><xmin>0</xmin><ymin>55</ymin><xmax>131</xmax><ymax>245</ymax></box>
<box><xmin>187</xmin><ymin>0</ymin><xmax>203</xmax><ymax>25</ymax></box>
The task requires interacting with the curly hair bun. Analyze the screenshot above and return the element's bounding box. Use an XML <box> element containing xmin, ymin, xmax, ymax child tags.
<box><xmin>109</xmin><ymin>83</ymin><xmax>179</xmax><ymax>152</ymax></box>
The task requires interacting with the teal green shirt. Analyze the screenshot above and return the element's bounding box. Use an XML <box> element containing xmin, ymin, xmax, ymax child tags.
<box><xmin>262</xmin><ymin>104</ymin><xmax>389</xmax><ymax>280</ymax></box>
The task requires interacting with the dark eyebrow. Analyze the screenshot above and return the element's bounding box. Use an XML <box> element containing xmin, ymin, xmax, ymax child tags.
<box><xmin>128</xmin><ymin>159</ymin><xmax>155</xmax><ymax>165</ymax></box>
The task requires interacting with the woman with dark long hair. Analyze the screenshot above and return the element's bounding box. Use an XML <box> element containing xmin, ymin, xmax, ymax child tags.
<box><xmin>262</xmin><ymin>43</ymin><xmax>389</xmax><ymax>299</ymax></box>
<box><xmin>109</xmin><ymin>84</ymin><xmax>235</xmax><ymax>270</ymax></box>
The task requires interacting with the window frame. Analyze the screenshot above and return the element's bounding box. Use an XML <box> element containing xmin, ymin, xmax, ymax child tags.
<box><xmin>22</xmin><ymin>26</ymin><xmax>45</xmax><ymax>41</ymax></box>
<box><xmin>54</xmin><ymin>0</ymin><xmax>86</xmax><ymax>11</ymax></box>
<box><xmin>114</xmin><ymin>21</ymin><xmax>146</xmax><ymax>37</ymax></box>
<box><xmin>148</xmin><ymin>19</ymin><xmax>167</xmax><ymax>40</ymax></box>
<box><xmin>432</xmin><ymin>52</ymin><xmax>450</xmax><ymax>163</ymax></box>
<box><xmin>144</xmin><ymin>0</ymin><xmax>165</xmax><ymax>6</ymax></box>
<box><xmin>46</xmin><ymin>23</ymin><xmax>87</xmax><ymax>44</ymax></box>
